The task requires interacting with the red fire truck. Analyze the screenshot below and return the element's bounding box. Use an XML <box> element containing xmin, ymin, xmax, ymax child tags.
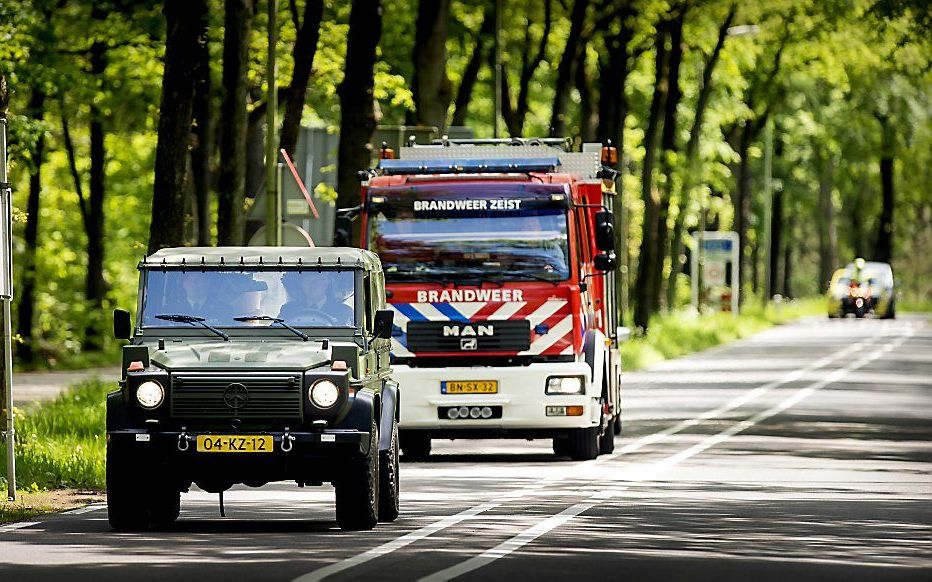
<box><xmin>357</xmin><ymin>139</ymin><xmax>624</xmax><ymax>460</ymax></box>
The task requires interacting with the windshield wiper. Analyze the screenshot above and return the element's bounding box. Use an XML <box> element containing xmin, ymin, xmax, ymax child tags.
<box><xmin>506</xmin><ymin>270</ymin><xmax>562</xmax><ymax>285</ymax></box>
<box><xmin>155</xmin><ymin>314</ymin><xmax>230</xmax><ymax>341</ymax></box>
<box><xmin>233</xmin><ymin>315</ymin><xmax>310</xmax><ymax>341</ymax></box>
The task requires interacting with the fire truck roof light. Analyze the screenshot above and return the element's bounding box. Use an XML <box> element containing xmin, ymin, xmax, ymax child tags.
<box><xmin>378</xmin><ymin>157</ymin><xmax>560</xmax><ymax>176</ymax></box>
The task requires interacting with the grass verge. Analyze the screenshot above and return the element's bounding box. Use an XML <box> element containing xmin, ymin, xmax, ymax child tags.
<box><xmin>620</xmin><ymin>297</ymin><xmax>823</xmax><ymax>371</ymax></box>
<box><xmin>1</xmin><ymin>489</ymin><xmax>104</xmax><ymax>524</ymax></box>
<box><xmin>1</xmin><ymin>378</ymin><xmax>109</xmax><ymax>498</ymax></box>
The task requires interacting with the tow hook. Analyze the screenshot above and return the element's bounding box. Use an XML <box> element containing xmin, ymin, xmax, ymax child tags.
<box><xmin>177</xmin><ymin>429</ymin><xmax>190</xmax><ymax>452</ymax></box>
<box><xmin>281</xmin><ymin>429</ymin><xmax>295</xmax><ymax>453</ymax></box>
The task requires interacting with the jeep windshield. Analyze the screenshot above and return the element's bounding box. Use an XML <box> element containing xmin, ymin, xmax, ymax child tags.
<box><xmin>140</xmin><ymin>269</ymin><xmax>357</xmax><ymax>328</ymax></box>
<box><xmin>367</xmin><ymin>184</ymin><xmax>570</xmax><ymax>283</ymax></box>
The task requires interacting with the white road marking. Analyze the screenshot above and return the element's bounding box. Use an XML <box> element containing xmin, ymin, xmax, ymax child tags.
<box><xmin>292</xmin><ymin>330</ymin><xmax>892</xmax><ymax>582</ymax></box>
<box><xmin>0</xmin><ymin>521</ymin><xmax>40</xmax><ymax>533</ymax></box>
<box><xmin>420</xmin><ymin>326</ymin><xmax>915</xmax><ymax>581</ymax></box>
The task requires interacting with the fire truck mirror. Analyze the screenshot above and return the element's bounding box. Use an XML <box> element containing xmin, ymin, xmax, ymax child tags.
<box><xmin>594</xmin><ymin>252</ymin><xmax>617</xmax><ymax>272</ymax></box>
<box><xmin>113</xmin><ymin>308</ymin><xmax>132</xmax><ymax>340</ymax></box>
<box><xmin>594</xmin><ymin>211</ymin><xmax>615</xmax><ymax>251</ymax></box>
<box><xmin>373</xmin><ymin>309</ymin><xmax>394</xmax><ymax>339</ymax></box>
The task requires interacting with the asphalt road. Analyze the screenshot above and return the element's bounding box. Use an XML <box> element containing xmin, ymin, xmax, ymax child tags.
<box><xmin>2</xmin><ymin>315</ymin><xmax>930</xmax><ymax>581</ymax></box>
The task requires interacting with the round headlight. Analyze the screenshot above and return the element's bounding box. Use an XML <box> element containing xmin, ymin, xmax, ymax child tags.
<box><xmin>309</xmin><ymin>380</ymin><xmax>340</xmax><ymax>408</ymax></box>
<box><xmin>136</xmin><ymin>380</ymin><xmax>164</xmax><ymax>409</ymax></box>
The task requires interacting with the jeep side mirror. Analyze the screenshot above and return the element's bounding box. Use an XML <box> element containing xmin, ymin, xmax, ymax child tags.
<box><xmin>114</xmin><ymin>308</ymin><xmax>132</xmax><ymax>340</ymax></box>
<box><xmin>373</xmin><ymin>309</ymin><xmax>394</xmax><ymax>339</ymax></box>
<box><xmin>594</xmin><ymin>251</ymin><xmax>616</xmax><ymax>272</ymax></box>
<box><xmin>595</xmin><ymin>211</ymin><xmax>615</xmax><ymax>251</ymax></box>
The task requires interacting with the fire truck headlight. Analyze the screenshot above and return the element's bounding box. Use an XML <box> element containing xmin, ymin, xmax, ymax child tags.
<box><xmin>545</xmin><ymin>376</ymin><xmax>585</xmax><ymax>395</ymax></box>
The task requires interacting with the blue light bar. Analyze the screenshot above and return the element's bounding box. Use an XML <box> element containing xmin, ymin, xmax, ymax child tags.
<box><xmin>378</xmin><ymin>157</ymin><xmax>560</xmax><ymax>175</ymax></box>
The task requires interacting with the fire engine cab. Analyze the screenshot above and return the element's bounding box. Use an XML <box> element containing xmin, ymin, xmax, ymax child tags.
<box><xmin>357</xmin><ymin>138</ymin><xmax>624</xmax><ymax>460</ymax></box>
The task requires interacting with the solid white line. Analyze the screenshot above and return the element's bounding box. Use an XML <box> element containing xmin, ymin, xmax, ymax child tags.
<box><xmin>420</xmin><ymin>327</ymin><xmax>914</xmax><ymax>581</ymax></box>
<box><xmin>291</xmin><ymin>329</ymin><xmax>892</xmax><ymax>581</ymax></box>
<box><xmin>0</xmin><ymin>521</ymin><xmax>40</xmax><ymax>533</ymax></box>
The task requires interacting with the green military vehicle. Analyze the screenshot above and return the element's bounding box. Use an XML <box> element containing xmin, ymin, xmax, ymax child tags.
<box><xmin>107</xmin><ymin>247</ymin><xmax>399</xmax><ymax>531</ymax></box>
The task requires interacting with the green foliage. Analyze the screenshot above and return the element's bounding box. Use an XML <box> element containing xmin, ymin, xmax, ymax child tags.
<box><xmin>621</xmin><ymin>297</ymin><xmax>824</xmax><ymax>370</ymax></box>
<box><xmin>0</xmin><ymin>379</ymin><xmax>110</xmax><ymax>490</ymax></box>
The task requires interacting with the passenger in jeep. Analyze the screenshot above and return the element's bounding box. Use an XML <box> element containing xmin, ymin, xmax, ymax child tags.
<box><xmin>278</xmin><ymin>271</ymin><xmax>355</xmax><ymax>326</ymax></box>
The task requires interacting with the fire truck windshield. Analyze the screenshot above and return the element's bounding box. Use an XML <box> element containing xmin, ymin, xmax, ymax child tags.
<box><xmin>368</xmin><ymin>191</ymin><xmax>570</xmax><ymax>283</ymax></box>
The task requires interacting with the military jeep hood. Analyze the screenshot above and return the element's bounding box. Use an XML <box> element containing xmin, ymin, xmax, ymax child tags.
<box><xmin>149</xmin><ymin>340</ymin><xmax>331</xmax><ymax>370</ymax></box>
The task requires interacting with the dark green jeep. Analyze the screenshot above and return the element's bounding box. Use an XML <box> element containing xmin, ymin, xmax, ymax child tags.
<box><xmin>107</xmin><ymin>247</ymin><xmax>399</xmax><ymax>531</ymax></box>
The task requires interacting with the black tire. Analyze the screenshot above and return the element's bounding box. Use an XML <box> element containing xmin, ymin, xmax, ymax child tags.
<box><xmin>335</xmin><ymin>422</ymin><xmax>379</xmax><ymax>531</ymax></box>
<box><xmin>884</xmin><ymin>300</ymin><xmax>896</xmax><ymax>319</ymax></box>
<box><xmin>378</xmin><ymin>421</ymin><xmax>400</xmax><ymax>522</ymax></box>
<box><xmin>149</xmin><ymin>488</ymin><xmax>181</xmax><ymax>530</ymax></box>
<box><xmin>613</xmin><ymin>415</ymin><xmax>622</xmax><ymax>435</ymax></box>
<box><xmin>107</xmin><ymin>445</ymin><xmax>149</xmax><ymax>531</ymax></box>
<box><xmin>399</xmin><ymin>430</ymin><xmax>431</xmax><ymax>461</ymax></box>
<box><xmin>599</xmin><ymin>425</ymin><xmax>615</xmax><ymax>454</ymax></box>
<box><xmin>107</xmin><ymin>444</ymin><xmax>180</xmax><ymax>531</ymax></box>
<box><xmin>567</xmin><ymin>426</ymin><xmax>600</xmax><ymax>461</ymax></box>
<box><xmin>552</xmin><ymin>437</ymin><xmax>571</xmax><ymax>457</ymax></box>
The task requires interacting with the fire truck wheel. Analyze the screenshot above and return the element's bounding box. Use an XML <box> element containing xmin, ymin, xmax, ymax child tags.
<box><xmin>400</xmin><ymin>430</ymin><xmax>431</xmax><ymax>461</ymax></box>
<box><xmin>599</xmin><ymin>426</ymin><xmax>615</xmax><ymax>454</ymax></box>
<box><xmin>568</xmin><ymin>426</ymin><xmax>600</xmax><ymax>461</ymax></box>
<box><xmin>552</xmin><ymin>437</ymin><xmax>571</xmax><ymax>457</ymax></box>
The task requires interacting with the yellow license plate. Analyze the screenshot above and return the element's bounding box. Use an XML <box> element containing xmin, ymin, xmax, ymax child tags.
<box><xmin>196</xmin><ymin>435</ymin><xmax>274</xmax><ymax>453</ymax></box>
<box><xmin>442</xmin><ymin>380</ymin><xmax>498</xmax><ymax>394</ymax></box>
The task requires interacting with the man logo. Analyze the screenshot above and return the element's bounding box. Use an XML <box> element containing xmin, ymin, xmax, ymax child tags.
<box><xmin>460</xmin><ymin>338</ymin><xmax>478</xmax><ymax>350</ymax></box>
<box><xmin>443</xmin><ymin>324</ymin><xmax>494</xmax><ymax>337</ymax></box>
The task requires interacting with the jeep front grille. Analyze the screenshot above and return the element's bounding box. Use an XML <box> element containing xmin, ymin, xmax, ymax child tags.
<box><xmin>170</xmin><ymin>373</ymin><xmax>303</xmax><ymax>420</ymax></box>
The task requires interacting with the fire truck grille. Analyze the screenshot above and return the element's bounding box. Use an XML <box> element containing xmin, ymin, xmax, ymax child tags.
<box><xmin>170</xmin><ymin>373</ymin><xmax>303</xmax><ymax>420</ymax></box>
<box><xmin>406</xmin><ymin>320</ymin><xmax>531</xmax><ymax>353</ymax></box>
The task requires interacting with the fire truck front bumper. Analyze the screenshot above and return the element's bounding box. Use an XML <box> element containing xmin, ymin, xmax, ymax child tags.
<box><xmin>394</xmin><ymin>362</ymin><xmax>601</xmax><ymax>433</ymax></box>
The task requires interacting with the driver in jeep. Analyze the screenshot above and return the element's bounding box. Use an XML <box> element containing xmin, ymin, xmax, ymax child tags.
<box><xmin>278</xmin><ymin>271</ymin><xmax>354</xmax><ymax>326</ymax></box>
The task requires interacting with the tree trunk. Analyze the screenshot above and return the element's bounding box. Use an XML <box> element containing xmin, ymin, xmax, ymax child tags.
<box><xmin>15</xmin><ymin>89</ymin><xmax>46</xmax><ymax>363</ymax></box>
<box><xmin>633</xmin><ymin>25</ymin><xmax>670</xmax><ymax>331</ymax></box>
<box><xmin>192</xmin><ymin>8</ymin><xmax>214</xmax><ymax>247</ymax></box>
<box><xmin>575</xmin><ymin>44</ymin><xmax>597</xmax><ymax>142</ymax></box>
<box><xmin>217</xmin><ymin>0</ymin><xmax>254</xmax><ymax>246</ymax></box>
<box><xmin>874</xmin><ymin>115</ymin><xmax>895</xmax><ymax>263</ymax></box>
<box><xmin>501</xmin><ymin>0</ymin><xmax>552</xmax><ymax>137</ymax></box>
<box><xmin>658</xmin><ymin>11</ymin><xmax>684</xmax><ymax>311</ymax></box>
<box><xmin>280</xmin><ymin>0</ymin><xmax>323</xmax><ymax>158</ymax></box>
<box><xmin>85</xmin><ymin>36</ymin><xmax>108</xmax><ymax>351</ymax></box>
<box><xmin>782</xmin><ymin>222</ymin><xmax>792</xmax><ymax>298</ymax></box>
<box><xmin>451</xmin><ymin>4</ymin><xmax>493</xmax><ymax>128</ymax></box>
<box><xmin>411</xmin><ymin>0</ymin><xmax>452</xmax><ymax>130</ymax></box>
<box><xmin>549</xmin><ymin>0</ymin><xmax>589</xmax><ymax>137</ymax></box>
<box><xmin>733</xmin><ymin>121</ymin><xmax>754</xmax><ymax>302</ymax></box>
<box><xmin>816</xmin><ymin>148</ymin><xmax>836</xmax><ymax>287</ymax></box>
<box><xmin>336</xmin><ymin>0</ymin><xmax>383</xmax><ymax>213</ymax></box>
<box><xmin>149</xmin><ymin>0</ymin><xmax>208</xmax><ymax>253</ymax></box>
<box><xmin>770</xmin><ymin>188</ymin><xmax>783</xmax><ymax>298</ymax></box>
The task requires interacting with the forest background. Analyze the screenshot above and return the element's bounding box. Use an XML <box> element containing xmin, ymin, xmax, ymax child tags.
<box><xmin>0</xmin><ymin>0</ymin><xmax>928</xmax><ymax>368</ymax></box>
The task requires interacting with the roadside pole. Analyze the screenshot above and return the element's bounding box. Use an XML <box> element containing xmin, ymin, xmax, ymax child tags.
<box><xmin>0</xmin><ymin>111</ymin><xmax>15</xmax><ymax>501</ymax></box>
<box><xmin>265</xmin><ymin>0</ymin><xmax>281</xmax><ymax>246</ymax></box>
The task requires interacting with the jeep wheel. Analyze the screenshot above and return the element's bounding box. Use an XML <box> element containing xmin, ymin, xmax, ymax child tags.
<box><xmin>107</xmin><ymin>445</ymin><xmax>148</xmax><ymax>531</ymax></box>
<box><xmin>335</xmin><ymin>422</ymin><xmax>379</xmax><ymax>531</ymax></box>
<box><xmin>378</xmin><ymin>420</ymin><xmax>400</xmax><ymax>522</ymax></box>
<box><xmin>400</xmin><ymin>430</ymin><xmax>431</xmax><ymax>461</ymax></box>
<box><xmin>567</xmin><ymin>426</ymin><xmax>600</xmax><ymax>461</ymax></box>
<box><xmin>613</xmin><ymin>415</ymin><xmax>622</xmax><ymax>435</ymax></box>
